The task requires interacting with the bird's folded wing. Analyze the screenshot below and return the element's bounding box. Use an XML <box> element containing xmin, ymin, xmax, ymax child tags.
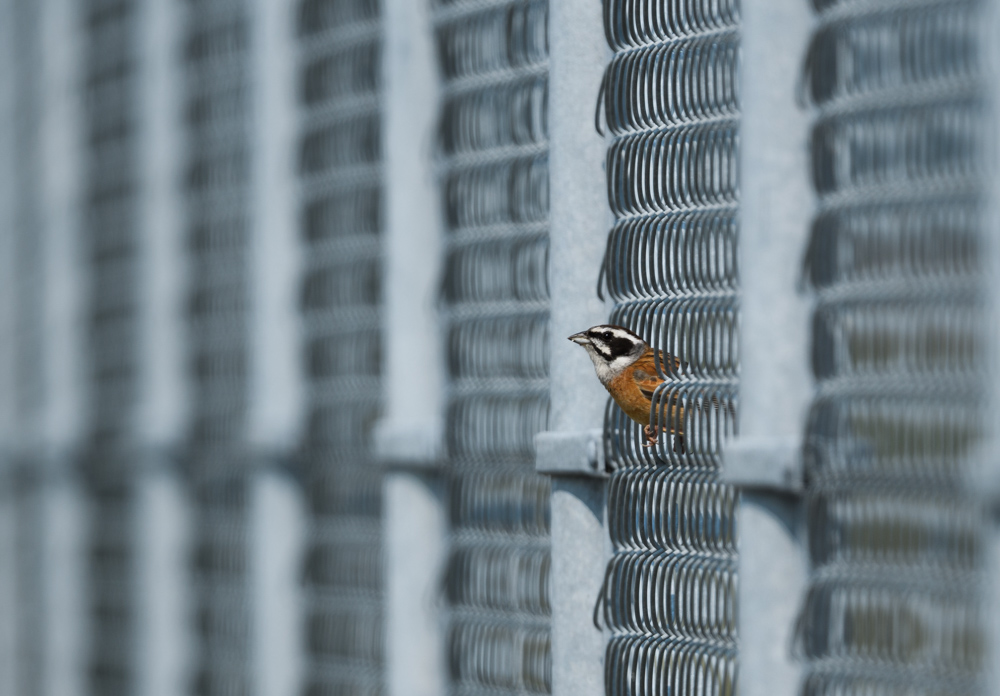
<box><xmin>631</xmin><ymin>349</ymin><xmax>683</xmax><ymax>401</ymax></box>
<box><xmin>632</xmin><ymin>368</ymin><xmax>663</xmax><ymax>401</ymax></box>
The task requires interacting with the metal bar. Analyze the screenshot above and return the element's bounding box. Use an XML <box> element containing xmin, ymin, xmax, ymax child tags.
<box><xmin>39</xmin><ymin>465</ymin><xmax>88</xmax><ymax>696</ymax></box>
<box><xmin>543</xmin><ymin>0</ymin><xmax>611</xmax><ymax>693</ymax></box>
<box><xmin>723</xmin><ymin>0</ymin><xmax>814</xmax><ymax>693</ymax></box>
<box><xmin>135</xmin><ymin>461</ymin><xmax>191</xmax><ymax>696</ymax></box>
<box><xmin>38</xmin><ymin>0</ymin><xmax>85</xmax><ymax>457</ymax></box>
<box><xmin>249</xmin><ymin>0</ymin><xmax>303</xmax><ymax>451</ymax></box>
<box><xmin>375</xmin><ymin>0</ymin><xmax>445</xmax><ymax>465</ymax></box>
<box><xmin>249</xmin><ymin>5</ymin><xmax>306</xmax><ymax>695</ymax></box>
<box><xmin>252</xmin><ymin>467</ymin><xmax>306</xmax><ymax>696</ymax></box>
<box><xmin>138</xmin><ymin>0</ymin><xmax>188</xmax><ymax>449</ymax></box>
<box><xmin>34</xmin><ymin>0</ymin><xmax>88</xmax><ymax>693</ymax></box>
<box><xmin>385</xmin><ymin>472</ymin><xmax>448</xmax><ymax>696</ymax></box>
<box><xmin>978</xmin><ymin>0</ymin><xmax>1000</xmax><ymax>691</ymax></box>
<box><xmin>379</xmin><ymin>0</ymin><xmax>448</xmax><ymax>692</ymax></box>
<box><xmin>0</xmin><ymin>1</ymin><xmax>21</xmax><ymax>687</ymax></box>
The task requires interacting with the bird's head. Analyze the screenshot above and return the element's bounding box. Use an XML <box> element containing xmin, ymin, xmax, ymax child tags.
<box><xmin>568</xmin><ymin>324</ymin><xmax>647</xmax><ymax>384</ymax></box>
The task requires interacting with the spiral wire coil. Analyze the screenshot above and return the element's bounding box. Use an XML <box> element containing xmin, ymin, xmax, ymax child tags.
<box><xmin>180</xmin><ymin>1</ymin><xmax>256</xmax><ymax>693</ymax></box>
<box><xmin>598</xmin><ymin>0</ymin><xmax>741</xmax><ymax>693</ymax></box>
<box><xmin>436</xmin><ymin>0</ymin><xmax>552</xmax><ymax>693</ymax></box>
<box><xmin>798</xmin><ymin>1</ymin><xmax>991</xmax><ymax>693</ymax></box>
<box><xmin>79</xmin><ymin>1</ymin><xmax>145</xmax><ymax>693</ymax></box>
<box><xmin>296</xmin><ymin>0</ymin><xmax>386</xmax><ymax>694</ymax></box>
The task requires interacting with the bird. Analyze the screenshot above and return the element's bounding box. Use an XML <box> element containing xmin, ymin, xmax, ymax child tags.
<box><xmin>568</xmin><ymin>324</ymin><xmax>686</xmax><ymax>452</ymax></box>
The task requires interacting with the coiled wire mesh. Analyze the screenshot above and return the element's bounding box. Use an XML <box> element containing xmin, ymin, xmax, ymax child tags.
<box><xmin>297</xmin><ymin>0</ymin><xmax>386</xmax><ymax>694</ymax></box>
<box><xmin>81</xmin><ymin>1</ymin><xmax>141</xmax><ymax>693</ymax></box>
<box><xmin>435</xmin><ymin>0</ymin><xmax>552</xmax><ymax>693</ymax></box>
<box><xmin>798</xmin><ymin>0</ymin><xmax>991</xmax><ymax>693</ymax></box>
<box><xmin>597</xmin><ymin>0</ymin><xmax>741</xmax><ymax>693</ymax></box>
<box><xmin>181</xmin><ymin>0</ymin><xmax>254</xmax><ymax>692</ymax></box>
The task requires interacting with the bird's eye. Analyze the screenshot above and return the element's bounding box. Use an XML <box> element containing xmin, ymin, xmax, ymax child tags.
<box><xmin>603</xmin><ymin>331</ymin><xmax>611</xmax><ymax>339</ymax></box>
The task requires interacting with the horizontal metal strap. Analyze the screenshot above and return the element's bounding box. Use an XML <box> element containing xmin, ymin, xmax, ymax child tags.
<box><xmin>721</xmin><ymin>436</ymin><xmax>802</xmax><ymax>493</ymax></box>
<box><xmin>534</xmin><ymin>429</ymin><xmax>606</xmax><ymax>478</ymax></box>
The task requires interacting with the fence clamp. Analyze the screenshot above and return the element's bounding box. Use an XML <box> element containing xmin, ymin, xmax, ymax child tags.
<box><xmin>722</xmin><ymin>436</ymin><xmax>803</xmax><ymax>493</ymax></box>
<box><xmin>535</xmin><ymin>430</ymin><xmax>607</xmax><ymax>478</ymax></box>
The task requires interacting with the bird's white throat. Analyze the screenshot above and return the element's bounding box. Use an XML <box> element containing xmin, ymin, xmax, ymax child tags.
<box><xmin>584</xmin><ymin>345</ymin><xmax>640</xmax><ymax>386</ymax></box>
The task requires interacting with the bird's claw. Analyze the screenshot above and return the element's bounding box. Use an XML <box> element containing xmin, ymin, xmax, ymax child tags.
<box><xmin>642</xmin><ymin>425</ymin><xmax>658</xmax><ymax>448</ymax></box>
<box><xmin>643</xmin><ymin>425</ymin><xmax>686</xmax><ymax>454</ymax></box>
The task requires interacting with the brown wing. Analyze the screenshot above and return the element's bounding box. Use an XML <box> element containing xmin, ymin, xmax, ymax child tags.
<box><xmin>630</xmin><ymin>348</ymin><xmax>684</xmax><ymax>400</ymax></box>
<box><xmin>629</xmin><ymin>349</ymin><xmax>684</xmax><ymax>440</ymax></box>
<box><xmin>634</xmin><ymin>348</ymin><xmax>734</xmax><ymax>420</ymax></box>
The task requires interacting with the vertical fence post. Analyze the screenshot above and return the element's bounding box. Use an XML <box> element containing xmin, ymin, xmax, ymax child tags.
<box><xmin>722</xmin><ymin>0</ymin><xmax>814</xmax><ymax>693</ymax></box>
<box><xmin>135</xmin><ymin>2</ymin><xmax>191</xmax><ymax>695</ymax></box>
<box><xmin>378</xmin><ymin>0</ymin><xmax>448</xmax><ymax>693</ymax></box>
<box><xmin>979</xmin><ymin>0</ymin><xmax>1000</xmax><ymax>690</ymax></box>
<box><xmin>0</xmin><ymin>0</ymin><xmax>19</xmax><ymax>688</ymax></box>
<box><xmin>249</xmin><ymin>0</ymin><xmax>302</xmax><ymax>456</ymax></box>
<box><xmin>536</xmin><ymin>0</ymin><xmax>610</xmax><ymax>693</ymax></box>
<box><xmin>36</xmin><ymin>0</ymin><xmax>88</xmax><ymax>693</ymax></box>
<box><xmin>135</xmin><ymin>457</ymin><xmax>190</xmax><ymax>696</ymax></box>
<box><xmin>250</xmin><ymin>1</ymin><xmax>306</xmax><ymax>695</ymax></box>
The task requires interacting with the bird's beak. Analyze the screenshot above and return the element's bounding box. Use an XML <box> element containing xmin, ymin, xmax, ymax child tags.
<box><xmin>568</xmin><ymin>332</ymin><xmax>590</xmax><ymax>346</ymax></box>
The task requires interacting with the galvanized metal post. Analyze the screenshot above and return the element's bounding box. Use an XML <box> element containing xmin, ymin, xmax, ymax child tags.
<box><xmin>35</xmin><ymin>0</ymin><xmax>88</xmax><ymax>693</ymax></box>
<box><xmin>376</xmin><ymin>0</ymin><xmax>446</xmax><ymax>463</ymax></box>
<box><xmin>250</xmin><ymin>2</ymin><xmax>306</xmax><ymax>695</ymax></box>
<box><xmin>138</xmin><ymin>0</ymin><xmax>187</xmax><ymax>452</ymax></box>
<box><xmin>38</xmin><ymin>0</ymin><xmax>85</xmax><ymax>460</ymax></box>
<box><xmin>979</xmin><ymin>0</ymin><xmax>1000</xmax><ymax>691</ymax></box>
<box><xmin>379</xmin><ymin>0</ymin><xmax>448</xmax><ymax>693</ymax></box>
<box><xmin>536</xmin><ymin>0</ymin><xmax>610</xmax><ymax>693</ymax></box>
<box><xmin>0</xmin><ymin>0</ymin><xmax>16</xmax><ymax>462</ymax></box>
<box><xmin>135</xmin><ymin>2</ymin><xmax>191</xmax><ymax>695</ymax></box>
<box><xmin>135</xmin><ymin>458</ymin><xmax>190</xmax><ymax>696</ymax></box>
<box><xmin>384</xmin><ymin>473</ymin><xmax>447</xmax><ymax>696</ymax></box>
<box><xmin>0</xmin><ymin>3</ymin><xmax>18</xmax><ymax>687</ymax></box>
<box><xmin>250</xmin><ymin>0</ymin><xmax>303</xmax><ymax>454</ymax></box>
<box><xmin>252</xmin><ymin>469</ymin><xmax>305</xmax><ymax>696</ymax></box>
<box><xmin>722</xmin><ymin>0</ymin><xmax>814</xmax><ymax>693</ymax></box>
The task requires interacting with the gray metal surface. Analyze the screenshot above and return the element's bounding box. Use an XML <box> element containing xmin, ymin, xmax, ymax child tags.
<box><xmin>434</xmin><ymin>0</ymin><xmax>553</xmax><ymax>693</ymax></box>
<box><xmin>379</xmin><ymin>0</ymin><xmax>449</xmax><ymax>693</ymax></box>
<box><xmin>597</xmin><ymin>0</ymin><xmax>741</xmax><ymax>693</ymax></box>
<box><xmin>8</xmin><ymin>0</ymin><xmax>90</xmax><ymax>694</ymax></box>
<box><xmin>376</xmin><ymin>0</ymin><xmax>446</xmax><ymax>466</ymax></box>
<box><xmin>797</xmin><ymin>1</ymin><xmax>992</xmax><ymax>693</ymax></box>
<box><xmin>725</xmin><ymin>0</ymin><xmax>813</xmax><ymax>692</ymax></box>
<box><xmin>295</xmin><ymin>0</ymin><xmax>387</xmax><ymax>694</ymax></box>
<box><xmin>541</xmin><ymin>2</ymin><xmax>611</xmax><ymax>692</ymax></box>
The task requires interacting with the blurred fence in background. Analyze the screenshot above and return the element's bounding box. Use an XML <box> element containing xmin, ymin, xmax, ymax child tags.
<box><xmin>2</xmin><ymin>1</ymin><xmax>1000</xmax><ymax>696</ymax></box>
<box><xmin>435</xmin><ymin>0</ymin><xmax>552</xmax><ymax>693</ymax></box>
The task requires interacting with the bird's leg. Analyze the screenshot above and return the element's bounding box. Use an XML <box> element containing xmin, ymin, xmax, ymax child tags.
<box><xmin>642</xmin><ymin>425</ymin><xmax>658</xmax><ymax>448</ymax></box>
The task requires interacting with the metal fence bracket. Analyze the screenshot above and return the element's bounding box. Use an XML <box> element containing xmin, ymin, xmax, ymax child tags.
<box><xmin>722</xmin><ymin>437</ymin><xmax>802</xmax><ymax>493</ymax></box>
<box><xmin>535</xmin><ymin>430</ymin><xmax>606</xmax><ymax>478</ymax></box>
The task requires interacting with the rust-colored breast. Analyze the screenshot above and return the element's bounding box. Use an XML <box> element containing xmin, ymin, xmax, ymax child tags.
<box><xmin>607</xmin><ymin>367</ymin><xmax>655</xmax><ymax>425</ymax></box>
<box><xmin>604</xmin><ymin>348</ymin><xmax>685</xmax><ymax>434</ymax></box>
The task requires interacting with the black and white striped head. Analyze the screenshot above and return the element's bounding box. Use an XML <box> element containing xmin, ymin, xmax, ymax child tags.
<box><xmin>568</xmin><ymin>324</ymin><xmax>647</xmax><ymax>385</ymax></box>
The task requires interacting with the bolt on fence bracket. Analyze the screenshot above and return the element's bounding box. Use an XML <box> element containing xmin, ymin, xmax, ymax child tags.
<box><xmin>535</xmin><ymin>430</ymin><xmax>607</xmax><ymax>478</ymax></box>
<box><xmin>722</xmin><ymin>437</ymin><xmax>803</xmax><ymax>494</ymax></box>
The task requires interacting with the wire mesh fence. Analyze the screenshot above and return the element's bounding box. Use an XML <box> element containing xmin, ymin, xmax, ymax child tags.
<box><xmin>81</xmin><ymin>0</ymin><xmax>143</xmax><ymax>693</ymax></box>
<box><xmin>435</xmin><ymin>0</ymin><xmax>552</xmax><ymax>693</ymax></box>
<box><xmin>596</xmin><ymin>0</ymin><xmax>741</xmax><ymax>693</ymax></box>
<box><xmin>2</xmin><ymin>0</ymin><xmax>1000</xmax><ymax>695</ymax></box>
<box><xmin>296</xmin><ymin>0</ymin><xmax>386</xmax><ymax>693</ymax></box>
<box><xmin>181</xmin><ymin>0</ymin><xmax>255</xmax><ymax>692</ymax></box>
<box><xmin>797</xmin><ymin>1</ymin><xmax>992</xmax><ymax>694</ymax></box>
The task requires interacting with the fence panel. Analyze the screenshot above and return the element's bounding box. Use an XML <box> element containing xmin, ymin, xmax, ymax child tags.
<box><xmin>597</xmin><ymin>1</ymin><xmax>742</xmax><ymax>693</ymax></box>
